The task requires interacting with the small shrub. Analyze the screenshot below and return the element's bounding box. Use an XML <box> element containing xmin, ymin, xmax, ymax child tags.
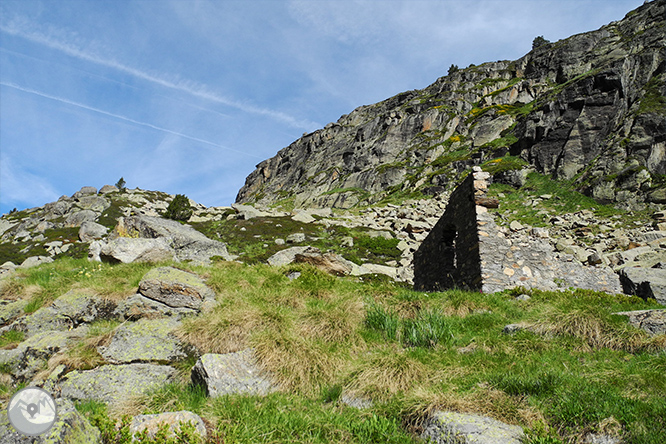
<box><xmin>532</xmin><ymin>36</ymin><xmax>550</xmax><ymax>49</ymax></box>
<box><xmin>163</xmin><ymin>194</ymin><xmax>193</xmax><ymax>222</ymax></box>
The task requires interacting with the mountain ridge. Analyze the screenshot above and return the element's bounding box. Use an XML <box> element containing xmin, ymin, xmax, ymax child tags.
<box><xmin>236</xmin><ymin>0</ymin><xmax>665</xmax><ymax>210</ymax></box>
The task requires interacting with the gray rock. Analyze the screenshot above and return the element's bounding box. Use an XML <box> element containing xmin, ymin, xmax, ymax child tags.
<box><xmin>294</xmin><ymin>249</ymin><xmax>357</xmax><ymax>276</ymax></box>
<box><xmin>79</xmin><ymin>221</ymin><xmax>109</xmax><ymax>242</ymax></box>
<box><xmin>72</xmin><ymin>186</ymin><xmax>98</xmax><ymax>198</ymax></box>
<box><xmin>18</xmin><ymin>255</ymin><xmax>54</xmax><ymax>269</ymax></box>
<box><xmin>130</xmin><ymin>410</ymin><xmax>207</xmax><ymax>441</ymax></box>
<box><xmin>0</xmin><ymin>328</ymin><xmax>88</xmax><ymax>382</ymax></box>
<box><xmin>115</xmin><ymin>215</ymin><xmax>234</xmax><ymax>263</ymax></box>
<box><xmin>99</xmin><ymin>184</ymin><xmax>119</xmax><ymax>194</ymax></box>
<box><xmin>60</xmin><ymin>363</ymin><xmax>177</xmax><ymax>404</ymax></box>
<box><xmin>421</xmin><ymin>410</ymin><xmax>524</xmax><ymax>444</ymax></box>
<box><xmin>231</xmin><ymin>204</ymin><xmax>270</xmax><ymax>220</ymax></box>
<box><xmin>614</xmin><ymin>309</ymin><xmax>666</xmax><ymax>336</ymax></box>
<box><xmin>191</xmin><ymin>350</ymin><xmax>275</xmax><ymax>397</ymax></box>
<box><xmin>502</xmin><ymin>324</ymin><xmax>525</xmax><ymax>335</ymax></box>
<box><xmin>0</xmin><ymin>397</ymin><xmax>101</xmax><ymax>443</ymax></box>
<box><xmin>138</xmin><ymin>267</ymin><xmax>216</xmax><ymax>310</ymax></box>
<box><xmin>0</xmin><ymin>220</ymin><xmax>17</xmax><ymax>237</ymax></box>
<box><xmin>340</xmin><ymin>394</ymin><xmax>373</xmax><ymax>409</ymax></box>
<box><xmin>65</xmin><ymin>209</ymin><xmax>98</xmax><ymax>227</ymax></box>
<box><xmin>98</xmin><ymin>318</ymin><xmax>190</xmax><ymax>364</ymax></box>
<box><xmin>98</xmin><ymin>237</ymin><xmax>175</xmax><ymax>264</ymax></box>
<box><xmin>355</xmin><ymin>263</ymin><xmax>398</xmax><ymax>280</ymax></box>
<box><xmin>75</xmin><ymin>195</ymin><xmax>110</xmax><ymax>212</ymax></box>
<box><xmin>286</xmin><ymin>232</ymin><xmax>307</xmax><ymax>243</ymax></box>
<box><xmin>114</xmin><ymin>293</ymin><xmax>198</xmax><ymax>320</ymax></box>
<box><xmin>267</xmin><ymin>246</ymin><xmax>312</xmax><ymax>266</ymax></box>
<box><xmin>0</xmin><ymin>299</ymin><xmax>28</xmax><ymax>325</ymax></box>
<box><xmin>17</xmin><ymin>290</ymin><xmax>116</xmax><ymax>338</ymax></box>
<box><xmin>619</xmin><ymin>267</ymin><xmax>666</xmax><ymax>305</ymax></box>
<box><xmin>291</xmin><ymin>211</ymin><xmax>316</xmax><ymax>223</ymax></box>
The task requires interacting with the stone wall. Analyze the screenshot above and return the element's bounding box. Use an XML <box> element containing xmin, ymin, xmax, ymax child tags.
<box><xmin>414</xmin><ymin>167</ymin><xmax>622</xmax><ymax>294</ymax></box>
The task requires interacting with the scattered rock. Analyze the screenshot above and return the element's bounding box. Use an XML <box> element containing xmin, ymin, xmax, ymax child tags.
<box><xmin>294</xmin><ymin>249</ymin><xmax>356</xmax><ymax>276</ymax></box>
<box><xmin>130</xmin><ymin>410</ymin><xmax>207</xmax><ymax>441</ymax></box>
<box><xmin>138</xmin><ymin>267</ymin><xmax>216</xmax><ymax>311</ymax></box>
<box><xmin>18</xmin><ymin>255</ymin><xmax>54</xmax><ymax>269</ymax></box>
<box><xmin>614</xmin><ymin>309</ymin><xmax>666</xmax><ymax>336</ymax></box>
<box><xmin>421</xmin><ymin>410</ymin><xmax>524</xmax><ymax>444</ymax></box>
<box><xmin>191</xmin><ymin>350</ymin><xmax>275</xmax><ymax>397</ymax></box>
<box><xmin>267</xmin><ymin>246</ymin><xmax>312</xmax><ymax>267</ymax></box>
<box><xmin>60</xmin><ymin>363</ymin><xmax>178</xmax><ymax>404</ymax></box>
<box><xmin>502</xmin><ymin>324</ymin><xmax>525</xmax><ymax>335</ymax></box>
<box><xmin>287</xmin><ymin>233</ymin><xmax>307</xmax><ymax>243</ymax></box>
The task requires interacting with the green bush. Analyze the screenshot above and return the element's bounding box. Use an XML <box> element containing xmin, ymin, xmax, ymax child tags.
<box><xmin>163</xmin><ymin>194</ymin><xmax>193</xmax><ymax>222</ymax></box>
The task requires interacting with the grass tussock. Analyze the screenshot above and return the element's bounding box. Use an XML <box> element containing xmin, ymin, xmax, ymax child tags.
<box><xmin>5</xmin><ymin>257</ymin><xmax>666</xmax><ymax>443</ymax></box>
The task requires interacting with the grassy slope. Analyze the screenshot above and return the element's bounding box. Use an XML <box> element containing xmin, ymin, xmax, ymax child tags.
<box><xmin>1</xmin><ymin>258</ymin><xmax>665</xmax><ymax>443</ymax></box>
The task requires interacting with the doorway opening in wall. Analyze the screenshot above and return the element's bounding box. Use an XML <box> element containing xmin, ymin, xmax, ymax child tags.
<box><xmin>441</xmin><ymin>224</ymin><xmax>457</xmax><ymax>275</ymax></box>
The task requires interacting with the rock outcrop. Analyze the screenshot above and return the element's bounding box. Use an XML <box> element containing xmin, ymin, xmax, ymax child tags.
<box><xmin>237</xmin><ymin>0</ymin><xmax>665</xmax><ymax>209</ymax></box>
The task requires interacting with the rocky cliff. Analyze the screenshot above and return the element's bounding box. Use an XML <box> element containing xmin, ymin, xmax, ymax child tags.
<box><xmin>236</xmin><ymin>0</ymin><xmax>665</xmax><ymax>209</ymax></box>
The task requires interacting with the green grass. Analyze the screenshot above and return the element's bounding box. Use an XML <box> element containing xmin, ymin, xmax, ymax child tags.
<box><xmin>486</xmin><ymin>171</ymin><xmax>648</xmax><ymax>228</ymax></box>
<box><xmin>5</xmin><ymin>254</ymin><xmax>665</xmax><ymax>444</ymax></box>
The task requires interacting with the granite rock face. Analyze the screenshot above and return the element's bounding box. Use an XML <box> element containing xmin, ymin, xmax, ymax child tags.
<box><xmin>237</xmin><ymin>0</ymin><xmax>665</xmax><ymax>209</ymax></box>
<box><xmin>138</xmin><ymin>266</ymin><xmax>217</xmax><ymax>310</ymax></box>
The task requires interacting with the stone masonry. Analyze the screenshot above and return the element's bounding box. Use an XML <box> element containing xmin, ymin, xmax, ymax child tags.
<box><xmin>414</xmin><ymin>167</ymin><xmax>622</xmax><ymax>294</ymax></box>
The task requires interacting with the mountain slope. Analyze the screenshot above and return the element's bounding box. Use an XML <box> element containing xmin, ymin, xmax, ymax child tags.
<box><xmin>236</xmin><ymin>0</ymin><xmax>665</xmax><ymax>209</ymax></box>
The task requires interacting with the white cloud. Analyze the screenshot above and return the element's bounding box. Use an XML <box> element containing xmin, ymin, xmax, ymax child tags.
<box><xmin>0</xmin><ymin>15</ymin><xmax>319</xmax><ymax>130</ymax></box>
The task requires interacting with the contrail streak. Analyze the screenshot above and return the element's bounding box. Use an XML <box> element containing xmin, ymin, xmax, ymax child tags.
<box><xmin>0</xmin><ymin>21</ymin><xmax>319</xmax><ymax>130</ymax></box>
<box><xmin>0</xmin><ymin>82</ymin><xmax>263</xmax><ymax>159</ymax></box>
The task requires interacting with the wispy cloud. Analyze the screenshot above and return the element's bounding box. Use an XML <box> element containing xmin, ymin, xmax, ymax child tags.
<box><xmin>0</xmin><ymin>16</ymin><xmax>319</xmax><ymax>130</ymax></box>
<box><xmin>1</xmin><ymin>81</ymin><xmax>264</xmax><ymax>159</ymax></box>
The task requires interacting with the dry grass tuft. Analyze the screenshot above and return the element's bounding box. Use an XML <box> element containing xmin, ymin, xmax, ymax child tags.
<box><xmin>0</xmin><ymin>279</ymin><xmax>28</xmax><ymax>300</ymax></box>
<box><xmin>529</xmin><ymin>307</ymin><xmax>665</xmax><ymax>353</ymax></box>
<box><xmin>345</xmin><ymin>347</ymin><xmax>427</xmax><ymax>401</ymax></box>
<box><xmin>251</xmin><ymin>330</ymin><xmax>346</xmax><ymax>396</ymax></box>
<box><xmin>402</xmin><ymin>385</ymin><xmax>544</xmax><ymax>431</ymax></box>
<box><xmin>300</xmin><ymin>297</ymin><xmax>363</xmax><ymax>343</ymax></box>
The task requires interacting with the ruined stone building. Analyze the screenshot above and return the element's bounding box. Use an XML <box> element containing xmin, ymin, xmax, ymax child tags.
<box><xmin>413</xmin><ymin>168</ymin><xmax>621</xmax><ymax>294</ymax></box>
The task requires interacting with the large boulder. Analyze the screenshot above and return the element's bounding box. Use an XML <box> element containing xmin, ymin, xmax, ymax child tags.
<box><xmin>191</xmin><ymin>350</ymin><xmax>275</xmax><ymax>397</ymax></box>
<box><xmin>130</xmin><ymin>411</ymin><xmax>207</xmax><ymax>441</ymax></box>
<box><xmin>72</xmin><ymin>186</ymin><xmax>98</xmax><ymax>199</ymax></box>
<box><xmin>231</xmin><ymin>203</ymin><xmax>271</xmax><ymax>220</ymax></box>
<box><xmin>98</xmin><ymin>318</ymin><xmax>192</xmax><ymax>364</ymax></box>
<box><xmin>138</xmin><ymin>267</ymin><xmax>216</xmax><ymax>310</ymax></box>
<box><xmin>79</xmin><ymin>221</ymin><xmax>109</xmax><ymax>242</ymax></box>
<box><xmin>619</xmin><ymin>267</ymin><xmax>666</xmax><ymax>305</ymax></box>
<box><xmin>112</xmin><ymin>215</ymin><xmax>234</xmax><ymax>263</ymax></box>
<box><xmin>60</xmin><ymin>363</ymin><xmax>177</xmax><ymax>404</ymax></box>
<box><xmin>65</xmin><ymin>209</ymin><xmax>98</xmax><ymax>227</ymax></box>
<box><xmin>267</xmin><ymin>246</ymin><xmax>311</xmax><ymax>267</ymax></box>
<box><xmin>421</xmin><ymin>410</ymin><xmax>524</xmax><ymax>444</ymax></box>
<box><xmin>96</xmin><ymin>237</ymin><xmax>175</xmax><ymax>264</ymax></box>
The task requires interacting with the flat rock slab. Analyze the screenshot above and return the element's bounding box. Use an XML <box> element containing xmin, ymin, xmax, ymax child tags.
<box><xmin>17</xmin><ymin>290</ymin><xmax>115</xmax><ymax>337</ymax></box>
<box><xmin>97</xmin><ymin>237</ymin><xmax>175</xmax><ymax>264</ymax></box>
<box><xmin>60</xmin><ymin>363</ymin><xmax>177</xmax><ymax>405</ymax></box>
<box><xmin>139</xmin><ymin>267</ymin><xmax>216</xmax><ymax>310</ymax></box>
<box><xmin>130</xmin><ymin>410</ymin><xmax>207</xmax><ymax>440</ymax></box>
<box><xmin>619</xmin><ymin>267</ymin><xmax>666</xmax><ymax>305</ymax></box>
<box><xmin>0</xmin><ymin>328</ymin><xmax>88</xmax><ymax>382</ymax></box>
<box><xmin>98</xmin><ymin>318</ymin><xmax>190</xmax><ymax>364</ymax></box>
<box><xmin>0</xmin><ymin>397</ymin><xmax>101</xmax><ymax>444</ymax></box>
<box><xmin>191</xmin><ymin>350</ymin><xmax>275</xmax><ymax>397</ymax></box>
<box><xmin>614</xmin><ymin>309</ymin><xmax>666</xmax><ymax>336</ymax></box>
<box><xmin>421</xmin><ymin>410</ymin><xmax>524</xmax><ymax>444</ymax></box>
<box><xmin>114</xmin><ymin>293</ymin><xmax>198</xmax><ymax>320</ymax></box>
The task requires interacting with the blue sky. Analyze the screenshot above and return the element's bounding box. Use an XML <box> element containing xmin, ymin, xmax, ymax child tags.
<box><xmin>0</xmin><ymin>0</ymin><xmax>645</xmax><ymax>214</ymax></box>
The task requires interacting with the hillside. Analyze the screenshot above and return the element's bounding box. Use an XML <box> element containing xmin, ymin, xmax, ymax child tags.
<box><xmin>236</xmin><ymin>0</ymin><xmax>665</xmax><ymax>210</ymax></box>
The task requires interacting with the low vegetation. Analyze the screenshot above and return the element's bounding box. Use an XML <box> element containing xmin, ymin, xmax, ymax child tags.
<box><xmin>1</xmin><ymin>257</ymin><xmax>664</xmax><ymax>443</ymax></box>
